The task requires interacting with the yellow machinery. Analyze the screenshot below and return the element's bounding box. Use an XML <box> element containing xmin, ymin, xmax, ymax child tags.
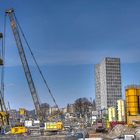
<box><xmin>0</xmin><ymin>33</ymin><xmax>9</xmax><ymax>130</ymax></box>
<box><xmin>6</xmin><ymin>9</ymin><xmax>64</xmax><ymax>134</ymax></box>
<box><xmin>11</xmin><ymin>126</ymin><xmax>28</xmax><ymax>135</ymax></box>
<box><xmin>0</xmin><ymin>111</ymin><xmax>9</xmax><ymax>126</ymax></box>
<box><xmin>45</xmin><ymin>121</ymin><xmax>63</xmax><ymax>131</ymax></box>
<box><xmin>45</xmin><ymin>111</ymin><xmax>64</xmax><ymax>132</ymax></box>
<box><xmin>10</xmin><ymin>108</ymin><xmax>28</xmax><ymax>135</ymax></box>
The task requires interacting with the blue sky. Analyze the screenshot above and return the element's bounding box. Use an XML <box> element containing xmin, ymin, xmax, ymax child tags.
<box><xmin>0</xmin><ymin>0</ymin><xmax>140</xmax><ymax>110</ymax></box>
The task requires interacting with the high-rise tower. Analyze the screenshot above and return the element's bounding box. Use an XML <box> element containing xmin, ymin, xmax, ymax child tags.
<box><xmin>95</xmin><ymin>57</ymin><xmax>122</xmax><ymax>110</ymax></box>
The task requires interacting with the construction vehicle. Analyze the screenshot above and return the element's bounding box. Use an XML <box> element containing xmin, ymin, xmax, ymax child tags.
<box><xmin>95</xmin><ymin>119</ymin><xmax>105</xmax><ymax>132</ymax></box>
<box><xmin>11</xmin><ymin>126</ymin><xmax>28</xmax><ymax>135</ymax></box>
<box><xmin>6</xmin><ymin>9</ymin><xmax>43</xmax><ymax>122</ymax></box>
<box><xmin>0</xmin><ymin>112</ymin><xmax>9</xmax><ymax>126</ymax></box>
<box><xmin>45</xmin><ymin>122</ymin><xmax>63</xmax><ymax>132</ymax></box>
<box><xmin>5</xmin><ymin>8</ymin><xmax>44</xmax><ymax>134</ymax></box>
<box><xmin>5</xmin><ymin>8</ymin><xmax>64</xmax><ymax>134</ymax></box>
<box><xmin>45</xmin><ymin>111</ymin><xmax>64</xmax><ymax>132</ymax></box>
<box><xmin>0</xmin><ymin>33</ymin><xmax>10</xmax><ymax>133</ymax></box>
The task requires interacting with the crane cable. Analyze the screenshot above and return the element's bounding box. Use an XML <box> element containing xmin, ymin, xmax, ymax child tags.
<box><xmin>13</xmin><ymin>13</ymin><xmax>60</xmax><ymax>112</ymax></box>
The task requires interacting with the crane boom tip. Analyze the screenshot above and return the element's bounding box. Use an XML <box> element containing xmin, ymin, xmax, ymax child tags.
<box><xmin>5</xmin><ymin>8</ymin><xmax>14</xmax><ymax>14</ymax></box>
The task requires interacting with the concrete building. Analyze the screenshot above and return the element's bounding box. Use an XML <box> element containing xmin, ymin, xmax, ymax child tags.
<box><xmin>49</xmin><ymin>106</ymin><xmax>59</xmax><ymax>115</ymax></box>
<box><xmin>27</xmin><ymin>110</ymin><xmax>36</xmax><ymax>119</ymax></box>
<box><xmin>9</xmin><ymin>109</ymin><xmax>20</xmax><ymax>126</ymax></box>
<box><xmin>61</xmin><ymin>107</ymin><xmax>67</xmax><ymax>114</ymax></box>
<box><xmin>117</xmin><ymin>99</ymin><xmax>125</xmax><ymax>122</ymax></box>
<box><xmin>67</xmin><ymin>104</ymin><xmax>75</xmax><ymax>114</ymax></box>
<box><xmin>108</xmin><ymin>107</ymin><xmax>116</xmax><ymax>122</ymax></box>
<box><xmin>95</xmin><ymin>57</ymin><xmax>122</xmax><ymax>110</ymax></box>
<box><xmin>40</xmin><ymin>103</ymin><xmax>50</xmax><ymax>118</ymax></box>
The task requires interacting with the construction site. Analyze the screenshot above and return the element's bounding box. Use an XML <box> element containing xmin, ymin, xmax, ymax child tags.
<box><xmin>0</xmin><ymin>7</ymin><xmax>140</xmax><ymax>140</ymax></box>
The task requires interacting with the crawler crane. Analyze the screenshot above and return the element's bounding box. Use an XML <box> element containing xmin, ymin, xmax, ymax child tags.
<box><xmin>5</xmin><ymin>8</ymin><xmax>63</xmax><ymax>134</ymax></box>
<box><xmin>0</xmin><ymin>33</ymin><xmax>9</xmax><ymax>132</ymax></box>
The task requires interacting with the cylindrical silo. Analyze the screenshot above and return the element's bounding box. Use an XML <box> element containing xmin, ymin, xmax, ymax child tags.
<box><xmin>108</xmin><ymin>107</ymin><xmax>116</xmax><ymax>122</ymax></box>
<box><xmin>126</xmin><ymin>85</ymin><xmax>140</xmax><ymax>116</ymax></box>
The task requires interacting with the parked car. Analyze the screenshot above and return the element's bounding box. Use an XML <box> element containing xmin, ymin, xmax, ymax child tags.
<box><xmin>75</xmin><ymin>132</ymin><xmax>89</xmax><ymax>139</ymax></box>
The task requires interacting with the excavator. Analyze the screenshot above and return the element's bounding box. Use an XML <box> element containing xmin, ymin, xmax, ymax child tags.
<box><xmin>45</xmin><ymin>111</ymin><xmax>64</xmax><ymax>133</ymax></box>
<box><xmin>5</xmin><ymin>8</ymin><xmax>64</xmax><ymax>135</ymax></box>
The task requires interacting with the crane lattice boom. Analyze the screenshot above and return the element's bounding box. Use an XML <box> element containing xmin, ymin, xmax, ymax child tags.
<box><xmin>6</xmin><ymin>9</ymin><xmax>43</xmax><ymax>121</ymax></box>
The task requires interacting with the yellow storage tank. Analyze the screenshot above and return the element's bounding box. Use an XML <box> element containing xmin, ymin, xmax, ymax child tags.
<box><xmin>108</xmin><ymin>107</ymin><xmax>116</xmax><ymax>122</ymax></box>
<box><xmin>126</xmin><ymin>86</ymin><xmax>140</xmax><ymax>116</ymax></box>
<box><xmin>117</xmin><ymin>99</ymin><xmax>125</xmax><ymax>122</ymax></box>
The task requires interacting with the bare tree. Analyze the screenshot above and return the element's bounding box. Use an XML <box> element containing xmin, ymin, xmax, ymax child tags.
<box><xmin>74</xmin><ymin>97</ymin><xmax>92</xmax><ymax>118</ymax></box>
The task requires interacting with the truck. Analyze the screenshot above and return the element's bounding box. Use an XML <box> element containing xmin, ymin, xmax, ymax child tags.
<box><xmin>95</xmin><ymin>119</ymin><xmax>105</xmax><ymax>132</ymax></box>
